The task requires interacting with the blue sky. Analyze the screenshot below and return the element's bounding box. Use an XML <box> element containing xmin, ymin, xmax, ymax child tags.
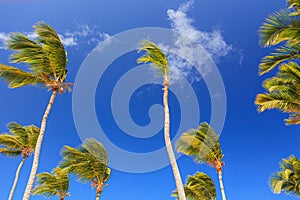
<box><xmin>0</xmin><ymin>0</ymin><xmax>299</xmax><ymax>200</ymax></box>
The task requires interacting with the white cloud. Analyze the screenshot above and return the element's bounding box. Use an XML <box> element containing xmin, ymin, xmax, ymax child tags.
<box><xmin>58</xmin><ymin>34</ymin><xmax>77</xmax><ymax>47</ymax></box>
<box><xmin>165</xmin><ymin>0</ymin><xmax>234</xmax><ymax>82</ymax></box>
<box><xmin>0</xmin><ymin>32</ymin><xmax>9</xmax><ymax>49</ymax></box>
<box><xmin>63</xmin><ymin>23</ymin><xmax>110</xmax><ymax>48</ymax></box>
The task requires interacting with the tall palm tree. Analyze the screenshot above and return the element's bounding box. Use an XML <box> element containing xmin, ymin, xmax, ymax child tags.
<box><xmin>0</xmin><ymin>21</ymin><xmax>71</xmax><ymax>200</ymax></box>
<box><xmin>256</xmin><ymin>0</ymin><xmax>300</xmax><ymax>124</ymax></box>
<box><xmin>255</xmin><ymin>62</ymin><xmax>300</xmax><ymax>125</ymax></box>
<box><xmin>137</xmin><ymin>40</ymin><xmax>186</xmax><ymax>200</ymax></box>
<box><xmin>176</xmin><ymin>122</ymin><xmax>226</xmax><ymax>200</ymax></box>
<box><xmin>173</xmin><ymin>172</ymin><xmax>216</xmax><ymax>200</ymax></box>
<box><xmin>270</xmin><ymin>155</ymin><xmax>300</xmax><ymax>197</ymax></box>
<box><xmin>59</xmin><ymin>138</ymin><xmax>110</xmax><ymax>200</ymax></box>
<box><xmin>0</xmin><ymin>122</ymin><xmax>39</xmax><ymax>200</ymax></box>
<box><xmin>32</xmin><ymin>168</ymin><xmax>70</xmax><ymax>200</ymax></box>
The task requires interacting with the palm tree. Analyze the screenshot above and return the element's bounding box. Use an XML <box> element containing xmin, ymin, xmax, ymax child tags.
<box><xmin>176</xmin><ymin>122</ymin><xmax>226</xmax><ymax>200</ymax></box>
<box><xmin>137</xmin><ymin>40</ymin><xmax>186</xmax><ymax>200</ymax></box>
<box><xmin>0</xmin><ymin>21</ymin><xmax>71</xmax><ymax>200</ymax></box>
<box><xmin>256</xmin><ymin>0</ymin><xmax>300</xmax><ymax>124</ymax></box>
<box><xmin>258</xmin><ymin>0</ymin><xmax>300</xmax><ymax>75</ymax></box>
<box><xmin>0</xmin><ymin>122</ymin><xmax>39</xmax><ymax>200</ymax></box>
<box><xmin>270</xmin><ymin>155</ymin><xmax>300</xmax><ymax>197</ymax></box>
<box><xmin>173</xmin><ymin>172</ymin><xmax>216</xmax><ymax>200</ymax></box>
<box><xmin>255</xmin><ymin>62</ymin><xmax>300</xmax><ymax>125</ymax></box>
<box><xmin>59</xmin><ymin>138</ymin><xmax>110</xmax><ymax>200</ymax></box>
<box><xmin>32</xmin><ymin>168</ymin><xmax>70</xmax><ymax>200</ymax></box>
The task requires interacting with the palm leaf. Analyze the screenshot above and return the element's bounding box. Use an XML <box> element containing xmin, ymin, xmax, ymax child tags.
<box><xmin>60</xmin><ymin>138</ymin><xmax>109</xmax><ymax>184</ymax></box>
<box><xmin>137</xmin><ymin>40</ymin><xmax>169</xmax><ymax>76</ymax></box>
<box><xmin>259</xmin><ymin>10</ymin><xmax>300</xmax><ymax>47</ymax></box>
<box><xmin>288</xmin><ymin>0</ymin><xmax>300</xmax><ymax>16</ymax></box>
<box><xmin>0</xmin><ymin>65</ymin><xmax>41</xmax><ymax>88</ymax></box>
<box><xmin>259</xmin><ymin>44</ymin><xmax>300</xmax><ymax>75</ymax></box>
<box><xmin>270</xmin><ymin>155</ymin><xmax>300</xmax><ymax>197</ymax></box>
<box><xmin>176</xmin><ymin>122</ymin><xmax>223</xmax><ymax>165</ymax></box>
<box><xmin>34</xmin><ymin>21</ymin><xmax>67</xmax><ymax>79</ymax></box>
<box><xmin>0</xmin><ymin>148</ymin><xmax>22</xmax><ymax>157</ymax></box>
<box><xmin>173</xmin><ymin>172</ymin><xmax>216</xmax><ymax>200</ymax></box>
<box><xmin>32</xmin><ymin>167</ymin><xmax>69</xmax><ymax>198</ymax></box>
<box><xmin>8</xmin><ymin>33</ymin><xmax>49</xmax><ymax>75</ymax></box>
<box><xmin>0</xmin><ymin>134</ymin><xmax>23</xmax><ymax>149</ymax></box>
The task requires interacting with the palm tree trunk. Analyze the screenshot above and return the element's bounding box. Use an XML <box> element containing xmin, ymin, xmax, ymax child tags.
<box><xmin>218</xmin><ymin>171</ymin><xmax>226</xmax><ymax>200</ymax></box>
<box><xmin>163</xmin><ymin>76</ymin><xmax>186</xmax><ymax>200</ymax></box>
<box><xmin>22</xmin><ymin>91</ymin><xmax>58</xmax><ymax>200</ymax></box>
<box><xmin>8</xmin><ymin>158</ymin><xmax>26</xmax><ymax>200</ymax></box>
<box><xmin>96</xmin><ymin>192</ymin><xmax>100</xmax><ymax>200</ymax></box>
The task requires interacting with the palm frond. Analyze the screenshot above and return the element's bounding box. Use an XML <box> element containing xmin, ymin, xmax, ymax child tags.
<box><xmin>270</xmin><ymin>155</ymin><xmax>300</xmax><ymax>197</ymax></box>
<box><xmin>259</xmin><ymin>44</ymin><xmax>300</xmax><ymax>75</ymax></box>
<box><xmin>60</xmin><ymin>138</ymin><xmax>109</xmax><ymax>184</ymax></box>
<box><xmin>32</xmin><ymin>167</ymin><xmax>69</xmax><ymax>198</ymax></box>
<box><xmin>0</xmin><ymin>148</ymin><xmax>22</xmax><ymax>157</ymax></box>
<box><xmin>34</xmin><ymin>21</ymin><xmax>67</xmax><ymax>79</ymax></box>
<box><xmin>259</xmin><ymin>10</ymin><xmax>300</xmax><ymax>46</ymax></box>
<box><xmin>7</xmin><ymin>33</ymin><xmax>49</xmax><ymax>74</ymax></box>
<box><xmin>256</xmin><ymin>62</ymin><xmax>300</xmax><ymax>125</ymax></box>
<box><xmin>0</xmin><ymin>64</ymin><xmax>41</xmax><ymax>88</ymax></box>
<box><xmin>137</xmin><ymin>40</ymin><xmax>169</xmax><ymax>76</ymax></box>
<box><xmin>173</xmin><ymin>172</ymin><xmax>216</xmax><ymax>200</ymax></box>
<box><xmin>0</xmin><ymin>134</ymin><xmax>23</xmax><ymax>149</ymax></box>
<box><xmin>288</xmin><ymin>0</ymin><xmax>300</xmax><ymax>16</ymax></box>
<box><xmin>176</xmin><ymin>122</ymin><xmax>223</xmax><ymax>167</ymax></box>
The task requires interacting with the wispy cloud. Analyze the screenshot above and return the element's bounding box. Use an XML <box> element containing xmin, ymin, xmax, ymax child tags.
<box><xmin>0</xmin><ymin>32</ymin><xmax>8</xmax><ymax>49</ymax></box>
<box><xmin>63</xmin><ymin>23</ymin><xmax>110</xmax><ymax>47</ymax></box>
<box><xmin>164</xmin><ymin>0</ymin><xmax>236</xmax><ymax>82</ymax></box>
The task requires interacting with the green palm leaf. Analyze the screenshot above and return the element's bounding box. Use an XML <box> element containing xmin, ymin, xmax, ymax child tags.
<box><xmin>0</xmin><ymin>65</ymin><xmax>41</xmax><ymax>88</ymax></box>
<box><xmin>0</xmin><ymin>122</ymin><xmax>39</xmax><ymax>157</ymax></box>
<box><xmin>270</xmin><ymin>155</ymin><xmax>300</xmax><ymax>197</ymax></box>
<box><xmin>255</xmin><ymin>62</ymin><xmax>300</xmax><ymax>125</ymax></box>
<box><xmin>173</xmin><ymin>172</ymin><xmax>216</xmax><ymax>200</ymax></box>
<box><xmin>34</xmin><ymin>22</ymin><xmax>67</xmax><ymax>79</ymax></box>
<box><xmin>259</xmin><ymin>10</ymin><xmax>300</xmax><ymax>47</ymax></box>
<box><xmin>176</xmin><ymin>122</ymin><xmax>223</xmax><ymax>165</ymax></box>
<box><xmin>32</xmin><ymin>167</ymin><xmax>70</xmax><ymax>198</ymax></box>
<box><xmin>137</xmin><ymin>39</ymin><xmax>169</xmax><ymax>76</ymax></box>
<box><xmin>60</xmin><ymin>138</ymin><xmax>109</xmax><ymax>184</ymax></box>
<box><xmin>259</xmin><ymin>44</ymin><xmax>300</xmax><ymax>75</ymax></box>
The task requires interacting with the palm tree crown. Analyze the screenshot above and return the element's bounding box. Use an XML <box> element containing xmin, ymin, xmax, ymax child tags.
<box><xmin>32</xmin><ymin>168</ymin><xmax>70</xmax><ymax>199</ymax></box>
<box><xmin>60</xmin><ymin>138</ymin><xmax>110</xmax><ymax>199</ymax></box>
<box><xmin>137</xmin><ymin>39</ymin><xmax>169</xmax><ymax>76</ymax></box>
<box><xmin>259</xmin><ymin>0</ymin><xmax>300</xmax><ymax>75</ymax></box>
<box><xmin>176</xmin><ymin>122</ymin><xmax>224</xmax><ymax>170</ymax></box>
<box><xmin>0</xmin><ymin>21</ymin><xmax>71</xmax><ymax>92</ymax></box>
<box><xmin>173</xmin><ymin>172</ymin><xmax>216</xmax><ymax>200</ymax></box>
<box><xmin>255</xmin><ymin>62</ymin><xmax>300</xmax><ymax>124</ymax></box>
<box><xmin>0</xmin><ymin>122</ymin><xmax>39</xmax><ymax>158</ymax></box>
<box><xmin>270</xmin><ymin>155</ymin><xmax>300</xmax><ymax>197</ymax></box>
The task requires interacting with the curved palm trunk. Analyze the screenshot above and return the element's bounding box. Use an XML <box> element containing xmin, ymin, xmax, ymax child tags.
<box><xmin>59</xmin><ymin>196</ymin><xmax>65</xmax><ymax>200</ymax></box>
<box><xmin>8</xmin><ymin>158</ymin><xmax>26</xmax><ymax>200</ymax></box>
<box><xmin>22</xmin><ymin>91</ymin><xmax>57</xmax><ymax>200</ymax></box>
<box><xmin>163</xmin><ymin>76</ymin><xmax>186</xmax><ymax>200</ymax></box>
<box><xmin>218</xmin><ymin>171</ymin><xmax>226</xmax><ymax>200</ymax></box>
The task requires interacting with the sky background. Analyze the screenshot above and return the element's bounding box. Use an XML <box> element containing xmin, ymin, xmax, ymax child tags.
<box><xmin>0</xmin><ymin>0</ymin><xmax>299</xmax><ymax>200</ymax></box>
